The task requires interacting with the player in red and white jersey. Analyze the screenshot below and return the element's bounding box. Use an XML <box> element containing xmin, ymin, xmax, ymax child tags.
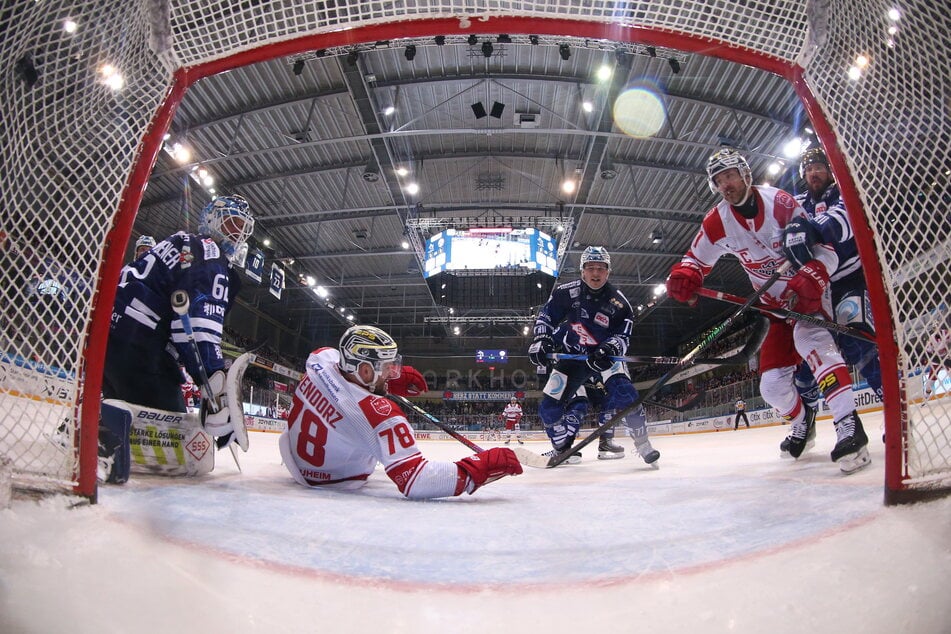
<box><xmin>500</xmin><ymin>397</ymin><xmax>524</xmax><ymax>444</ymax></box>
<box><xmin>280</xmin><ymin>325</ymin><xmax>522</xmax><ymax>499</ymax></box>
<box><xmin>924</xmin><ymin>327</ymin><xmax>950</xmax><ymax>399</ymax></box>
<box><xmin>666</xmin><ymin>149</ymin><xmax>870</xmax><ymax>474</ymax></box>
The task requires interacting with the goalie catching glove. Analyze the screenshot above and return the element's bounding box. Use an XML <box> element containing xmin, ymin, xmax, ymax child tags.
<box><xmin>455</xmin><ymin>447</ymin><xmax>523</xmax><ymax>494</ymax></box>
<box><xmin>782</xmin><ymin>260</ymin><xmax>829</xmax><ymax>314</ymax></box>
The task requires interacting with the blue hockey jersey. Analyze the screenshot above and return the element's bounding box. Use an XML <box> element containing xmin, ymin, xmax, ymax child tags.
<box><xmin>795</xmin><ymin>183</ymin><xmax>863</xmax><ymax>286</ymax></box>
<box><xmin>534</xmin><ymin>279</ymin><xmax>633</xmax><ymax>355</ymax></box>
<box><xmin>111</xmin><ymin>231</ymin><xmax>241</xmax><ymax>380</ymax></box>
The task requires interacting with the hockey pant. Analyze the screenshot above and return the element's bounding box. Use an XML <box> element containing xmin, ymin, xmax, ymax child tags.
<box><xmin>759</xmin><ymin>319</ymin><xmax>855</xmax><ymax>425</ymax></box>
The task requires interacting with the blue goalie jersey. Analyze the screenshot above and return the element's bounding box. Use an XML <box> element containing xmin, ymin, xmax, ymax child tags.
<box><xmin>111</xmin><ymin>231</ymin><xmax>241</xmax><ymax>380</ymax></box>
<box><xmin>535</xmin><ymin>279</ymin><xmax>633</xmax><ymax>355</ymax></box>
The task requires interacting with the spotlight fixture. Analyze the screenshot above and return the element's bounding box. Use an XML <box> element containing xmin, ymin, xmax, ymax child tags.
<box><xmin>481</xmin><ymin>41</ymin><xmax>493</xmax><ymax>58</ymax></box>
<box><xmin>404</xmin><ymin>45</ymin><xmax>417</xmax><ymax>61</ymax></box>
<box><xmin>467</xmin><ymin>34</ymin><xmax>478</xmax><ymax>46</ymax></box>
<box><xmin>471</xmin><ymin>101</ymin><xmax>488</xmax><ymax>119</ymax></box>
<box><xmin>529</xmin><ymin>35</ymin><xmax>539</xmax><ymax>45</ymax></box>
<box><xmin>314</xmin><ymin>49</ymin><xmax>327</xmax><ymax>58</ymax></box>
<box><xmin>490</xmin><ymin>101</ymin><xmax>505</xmax><ymax>119</ymax></box>
<box><xmin>646</xmin><ymin>46</ymin><xmax>657</xmax><ymax>57</ymax></box>
<box><xmin>292</xmin><ymin>59</ymin><xmax>305</xmax><ymax>76</ymax></box>
<box><xmin>434</xmin><ymin>35</ymin><xmax>446</xmax><ymax>45</ymax></box>
<box><xmin>346</xmin><ymin>50</ymin><xmax>359</xmax><ymax>66</ymax></box>
<box><xmin>600</xmin><ymin>157</ymin><xmax>617</xmax><ymax>180</ymax></box>
<box><xmin>668</xmin><ymin>58</ymin><xmax>681</xmax><ymax>74</ymax></box>
<box><xmin>650</xmin><ymin>230</ymin><xmax>664</xmax><ymax>244</ymax></box>
<box><xmin>559</xmin><ymin>43</ymin><xmax>571</xmax><ymax>61</ymax></box>
<box><xmin>497</xmin><ymin>34</ymin><xmax>512</xmax><ymax>43</ymax></box>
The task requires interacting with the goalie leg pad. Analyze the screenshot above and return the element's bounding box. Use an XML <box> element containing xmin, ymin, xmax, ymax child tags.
<box><xmin>225</xmin><ymin>353</ymin><xmax>251</xmax><ymax>451</ymax></box>
<box><xmin>100</xmin><ymin>402</ymin><xmax>132</xmax><ymax>484</ymax></box>
<box><xmin>104</xmin><ymin>399</ymin><xmax>214</xmax><ymax>477</ymax></box>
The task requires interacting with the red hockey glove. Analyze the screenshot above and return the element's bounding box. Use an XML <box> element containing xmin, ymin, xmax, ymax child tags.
<box><xmin>782</xmin><ymin>260</ymin><xmax>829</xmax><ymax>314</ymax></box>
<box><xmin>456</xmin><ymin>447</ymin><xmax>523</xmax><ymax>494</ymax></box>
<box><xmin>666</xmin><ymin>262</ymin><xmax>703</xmax><ymax>305</ymax></box>
<box><xmin>386</xmin><ymin>365</ymin><xmax>428</xmax><ymax>396</ymax></box>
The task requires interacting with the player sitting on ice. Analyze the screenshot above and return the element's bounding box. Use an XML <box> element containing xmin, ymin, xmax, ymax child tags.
<box><xmin>528</xmin><ymin>246</ymin><xmax>659</xmax><ymax>466</ymax></box>
<box><xmin>90</xmin><ymin>195</ymin><xmax>255</xmax><ymax>484</ymax></box>
<box><xmin>279</xmin><ymin>325</ymin><xmax>522</xmax><ymax>499</ymax></box>
<box><xmin>667</xmin><ymin>148</ymin><xmax>869</xmax><ymax>474</ymax></box>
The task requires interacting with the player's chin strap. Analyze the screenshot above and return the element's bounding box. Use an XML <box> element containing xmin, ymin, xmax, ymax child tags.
<box><xmin>546</xmin><ymin>262</ymin><xmax>792</xmax><ymax>468</ymax></box>
<box><xmin>388</xmin><ymin>394</ymin><xmax>549</xmax><ymax>469</ymax></box>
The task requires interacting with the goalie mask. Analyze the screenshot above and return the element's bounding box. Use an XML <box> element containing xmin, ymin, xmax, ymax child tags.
<box><xmin>580</xmin><ymin>246</ymin><xmax>611</xmax><ymax>269</ymax></box>
<box><xmin>706</xmin><ymin>148</ymin><xmax>752</xmax><ymax>195</ymax></box>
<box><xmin>339</xmin><ymin>325</ymin><xmax>403</xmax><ymax>388</ymax></box>
<box><xmin>199</xmin><ymin>195</ymin><xmax>255</xmax><ymax>263</ymax></box>
<box><xmin>134</xmin><ymin>235</ymin><xmax>156</xmax><ymax>259</ymax></box>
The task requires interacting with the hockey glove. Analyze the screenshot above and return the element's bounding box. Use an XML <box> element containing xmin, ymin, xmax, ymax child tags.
<box><xmin>456</xmin><ymin>447</ymin><xmax>523</xmax><ymax>494</ymax></box>
<box><xmin>666</xmin><ymin>262</ymin><xmax>703</xmax><ymax>305</ymax></box>
<box><xmin>386</xmin><ymin>365</ymin><xmax>428</xmax><ymax>396</ymax></box>
<box><xmin>587</xmin><ymin>340</ymin><xmax>620</xmax><ymax>373</ymax></box>
<box><xmin>528</xmin><ymin>334</ymin><xmax>554</xmax><ymax>367</ymax></box>
<box><xmin>782</xmin><ymin>217</ymin><xmax>821</xmax><ymax>270</ymax></box>
<box><xmin>201</xmin><ymin>370</ymin><xmax>234</xmax><ymax>445</ymax></box>
<box><xmin>782</xmin><ymin>260</ymin><xmax>829</xmax><ymax>314</ymax></box>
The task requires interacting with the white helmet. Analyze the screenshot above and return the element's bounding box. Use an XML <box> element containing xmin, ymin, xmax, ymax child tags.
<box><xmin>199</xmin><ymin>195</ymin><xmax>254</xmax><ymax>261</ymax></box>
<box><xmin>338</xmin><ymin>325</ymin><xmax>402</xmax><ymax>387</ymax></box>
<box><xmin>706</xmin><ymin>148</ymin><xmax>752</xmax><ymax>195</ymax></box>
<box><xmin>580</xmin><ymin>246</ymin><xmax>611</xmax><ymax>269</ymax></box>
<box><xmin>135</xmin><ymin>235</ymin><xmax>156</xmax><ymax>250</ymax></box>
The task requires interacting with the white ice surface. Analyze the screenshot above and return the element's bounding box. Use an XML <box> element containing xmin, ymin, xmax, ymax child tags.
<box><xmin>1</xmin><ymin>410</ymin><xmax>950</xmax><ymax>634</ymax></box>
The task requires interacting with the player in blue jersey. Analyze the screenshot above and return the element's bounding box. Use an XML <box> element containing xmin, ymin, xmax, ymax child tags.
<box><xmin>781</xmin><ymin>147</ymin><xmax>882</xmax><ymax>456</ymax></box>
<box><xmin>98</xmin><ymin>195</ymin><xmax>254</xmax><ymax>481</ymax></box>
<box><xmin>528</xmin><ymin>246</ymin><xmax>660</xmax><ymax>466</ymax></box>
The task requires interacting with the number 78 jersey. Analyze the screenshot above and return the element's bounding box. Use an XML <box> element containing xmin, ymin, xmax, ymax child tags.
<box><xmin>280</xmin><ymin>346</ymin><xmax>459</xmax><ymax>498</ymax></box>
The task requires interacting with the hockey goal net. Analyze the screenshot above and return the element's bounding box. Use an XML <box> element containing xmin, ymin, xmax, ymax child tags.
<box><xmin>0</xmin><ymin>0</ymin><xmax>947</xmax><ymax>503</ymax></box>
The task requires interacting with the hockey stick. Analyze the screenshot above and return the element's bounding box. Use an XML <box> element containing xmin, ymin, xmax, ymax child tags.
<box><xmin>546</xmin><ymin>263</ymin><xmax>790</xmax><ymax>467</ymax></box>
<box><xmin>389</xmin><ymin>394</ymin><xmax>549</xmax><ymax>469</ymax></box>
<box><xmin>645</xmin><ymin>390</ymin><xmax>705</xmax><ymax>413</ymax></box>
<box><xmin>548</xmin><ymin>315</ymin><xmax>769</xmax><ymax>368</ymax></box>
<box><xmin>170</xmin><ymin>290</ymin><xmax>242</xmax><ymax>471</ymax></box>
<box><xmin>695</xmin><ymin>287</ymin><xmax>876</xmax><ymax>342</ymax></box>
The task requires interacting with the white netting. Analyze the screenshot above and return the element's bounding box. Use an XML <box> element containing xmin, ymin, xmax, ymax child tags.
<box><xmin>0</xmin><ymin>0</ymin><xmax>947</xmax><ymax>500</ymax></box>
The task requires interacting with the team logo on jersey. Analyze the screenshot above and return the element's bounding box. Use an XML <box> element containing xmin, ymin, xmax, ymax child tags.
<box><xmin>594</xmin><ymin>312</ymin><xmax>609</xmax><ymax>327</ymax></box>
<box><xmin>569</xmin><ymin>286</ymin><xmax>580</xmax><ymax>298</ymax></box>
<box><xmin>360</xmin><ymin>395</ymin><xmax>397</xmax><ymax>428</ymax></box>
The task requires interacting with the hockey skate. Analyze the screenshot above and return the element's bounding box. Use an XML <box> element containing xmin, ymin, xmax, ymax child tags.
<box><xmin>597</xmin><ymin>435</ymin><xmax>625</xmax><ymax>460</ymax></box>
<box><xmin>780</xmin><ymin>406</ymin><xmax>816</xmax><ymax>459</ymax></box>
<box><xmin>831</xmin><ymin>411</ymin><xmax>871</xmax><ymax>475</ymax></box>
<box><xmin>634</xmin><ymin>438</ymin><xmax>660</xmax><ymax>468</ymax></box>
<box><xmin>542</xmin><ymin>440</ymin><xmax>582</xmax><ymax>465</ymax></box>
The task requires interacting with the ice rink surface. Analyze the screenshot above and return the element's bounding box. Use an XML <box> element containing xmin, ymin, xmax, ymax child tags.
<box><xmin>1</xmin><ymin>409</ymin><xmax>950</xmax><ymax>634</ymax></box>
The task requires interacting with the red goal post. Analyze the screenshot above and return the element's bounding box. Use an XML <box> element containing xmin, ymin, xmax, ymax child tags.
<box><xmin>0</xmin><ymin>1</ymin><xmax>947</xmax><ymax>503</ymax></box>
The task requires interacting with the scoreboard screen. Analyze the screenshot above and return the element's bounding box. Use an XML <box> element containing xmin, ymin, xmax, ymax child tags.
<box><xmin>475</xmin><ymin>349</ymin><xmax>508</xmax><ymax>364</ymax></box>
<box><xmin>423</xmin><ymin>228</ymin><xmax>558</xmax><ymax>278</ymax></box>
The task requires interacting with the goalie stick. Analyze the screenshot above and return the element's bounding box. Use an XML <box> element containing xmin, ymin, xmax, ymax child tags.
<box><xmin>546</xmin><ymin>263</ymin><xmax>790</xmax><ymax>468</ymax></box>
<box><xmin>695</xmin><ymin>287</ymin><xmax>876</xmax><ymax>342</ymax></box>
<box><xmin>389</xmin><ymin>394</ymin><xmax>549</xmax><ymax>469</ymax></box>
<box><xmin>171</xmin><ymin>290</ymin><xmax>244</xmax><ymax>471</ymax></box>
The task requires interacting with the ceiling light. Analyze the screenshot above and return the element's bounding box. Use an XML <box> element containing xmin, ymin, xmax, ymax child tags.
<box><xmin>767</xmin><ymin>162</ymin><xmax>783</xmax><ymax>175</ymax></box>
<box><xmin>653</xmin><ymin>284</ymin><xmax>666</xmax><ymax>296</ymax></box>
<box><xmin>650</xmin><ymin>230</ymin><xmax>663</xmax><ymax>244</ymax></box>
<box><xmin>467</xmin><ymin>34</ymin><xmax>478</xmax><ymax>46</ymax></box>
<box><xmin>481</xmin><ymin>41</ymin><xmax>493</xmax><ymax>58</ymax></box>
<box><xmin>561</xmin><ymin>179</ymin><xmax>576</xmax><ymax>194</ymax></box>
<box><xmin>292</xmin><ymin>59</ymin><xmax>304</xmax><ymax>76</ymax></box>
<box><xmin>668</xmin><ymin>58</ymin><xmax>681</xmax><ymax>74</ymax></box>
<box><xmin>559</xmin><ymin>44</ymin><xmax>570</xmax><ymax>61</ymax></box>
<box><xmin>596</xmin><ymin>65</ymin><xmax>612</xmax><ymax>82</ymax></box>
<box><xmin>383</xmin><ymin>105</ymin><xmax>395</xmax><ymax>115</ymax></box>
<box><xmin>395</xmin><ymin>166</ymin><xmax>409</xmax><ymax>176</ymax></box>
<box><xmin>404</xmin><ymin>182</ymin><xmax>420</xmax><ymax>195</ymax></box>
<box><xmin>582</xmin><ymin>100</ymin><xmax>594</xmax><ymax>113</ymax></box>
<box><xmin>63</xmin><ymin>19</ymin><xmax>78</xmax><ymax>33</ymax></box>
<box><xmin>404</xmin><ymin>45</ymin><xmax>416</xmax><ymax>61</ymax></box>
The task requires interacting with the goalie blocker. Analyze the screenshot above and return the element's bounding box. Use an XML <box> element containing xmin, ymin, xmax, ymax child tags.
<box><xmin>97</xmin><ymin>352</ymin><xmax>252</xmax><ymax>483</ymax></box>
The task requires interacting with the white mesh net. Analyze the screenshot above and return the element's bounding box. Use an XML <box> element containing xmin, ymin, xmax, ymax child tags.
<box><xmin>0</xmin><ymin>0</ymin><xmax>947</xmax><ymax>500</ymax></box>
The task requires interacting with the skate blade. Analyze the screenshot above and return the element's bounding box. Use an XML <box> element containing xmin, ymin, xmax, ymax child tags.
<box><xmin>597</xmin><ymin>452</ymin><xmax>625</xmax><ymax>460</ymax></box>
<box><xmin>837</xmin><ymin>447</ymin><xmax>871</xmax><ymax>475</ymax></box>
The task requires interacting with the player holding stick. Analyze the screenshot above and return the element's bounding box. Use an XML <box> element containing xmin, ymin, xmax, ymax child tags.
<box><xmin>666</xmin><ymin>149</ymin><xmax>870</xmax><ymax>474</ymax></box>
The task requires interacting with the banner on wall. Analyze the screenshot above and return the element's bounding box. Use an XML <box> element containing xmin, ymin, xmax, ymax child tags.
<box><xmin>245</xmin><ymin>247</ymin><xmax>264</xmax><ymax>283</ymax></box>
<box><xmin>269</xmin><ymin>263</ymin><xmax>285</xmax><ymax>299</ymax></box>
